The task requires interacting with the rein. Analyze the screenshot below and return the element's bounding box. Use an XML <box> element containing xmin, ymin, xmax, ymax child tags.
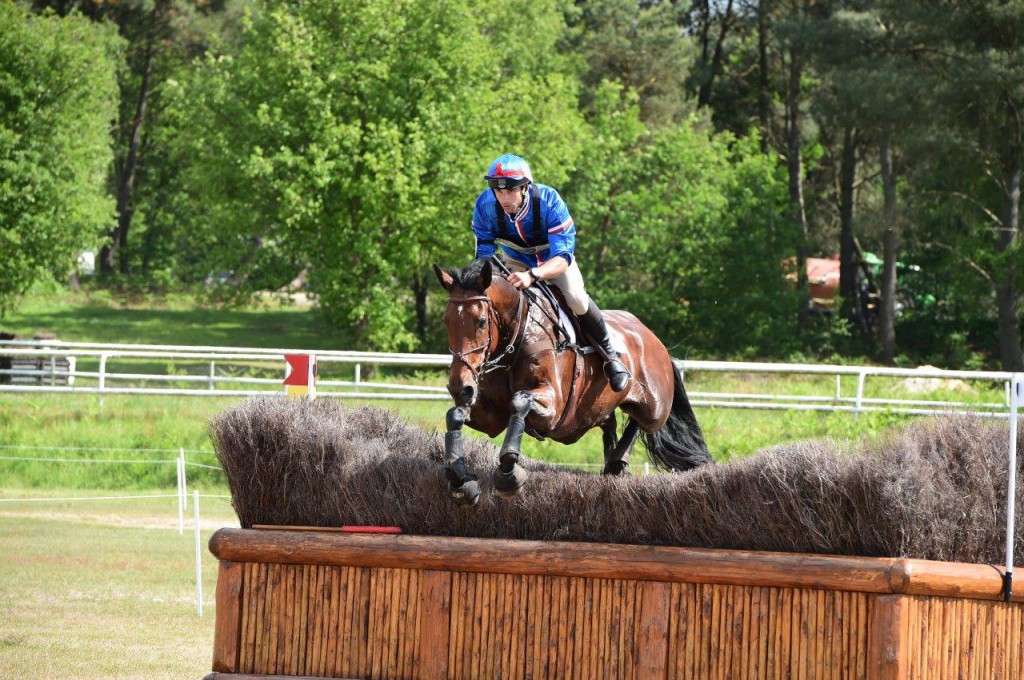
<box><xmin>488</xmin><ymin>256</ymin><xmax>573</xmax><ymax>349</ymax></box>
<box><xmin>446</xmin><ymin>291</ymin><xmax>527</xmax><ymax>379</ymax></box>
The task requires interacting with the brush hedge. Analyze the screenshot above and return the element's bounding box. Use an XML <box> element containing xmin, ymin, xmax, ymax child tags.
<box><xmin>210</xmin><ymin>396</ymin><xmax>1024</xmax><ymax>564</ymax></box>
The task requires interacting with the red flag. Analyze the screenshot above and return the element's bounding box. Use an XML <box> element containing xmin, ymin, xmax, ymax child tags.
<box><xmin>283</xmin><ymin>354</ymin><xmax>315</xmax><ymax>386</ymax></box>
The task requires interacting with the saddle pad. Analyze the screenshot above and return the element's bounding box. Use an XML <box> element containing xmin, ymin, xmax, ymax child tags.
<box><xmin>557</xmin><ymin>306</ymin><xmax>577</xmax><ymax>345</ymax></box>
<box><xmin>560</xmin><ymin>307</ymin><xmax>628</xmax><ymax>356</ymax></box>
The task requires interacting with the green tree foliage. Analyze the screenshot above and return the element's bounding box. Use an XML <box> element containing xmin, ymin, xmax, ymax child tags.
<box><xmin>174</xmin><ymin>0</ymin><xmax>587</xmax><ymax>350</ymax></box>
<box><xmin>0</xmin><ymin>4</ymin><xmax>121</xmax><ymax>315</ymax></box>
<box><xmin>27</xmin><ymin>0</ymin><xmax>246</xmax><ymax>281</ymax></box>
<box><xmin>894</xmin><ymin>0</ymin><xmax>1024</xmax><ymax>370</ymax></box>
<box><xmin>564</xmin><ymin>0</ymin><xmax>697</xmax><ymax>127</ymax></box>
<box><xmin>12</xmin><ymin>0</ymin><xmax>1024</xmax><ymax>369</ymax></box>
<box><xmin>568</xmin><ymin>82</ymin><xmax>794</xmax><ymax>355</ymax></box>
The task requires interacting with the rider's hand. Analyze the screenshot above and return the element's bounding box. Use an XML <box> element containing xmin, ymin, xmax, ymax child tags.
<box><xmin>506</xmin><ymin>271</ymin><xmax>535</xmax><ymax>289</ymax></box>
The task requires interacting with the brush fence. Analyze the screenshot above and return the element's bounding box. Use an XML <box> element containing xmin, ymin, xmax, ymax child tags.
<box><xmin>206</xmin><ymin>528</ymin><xmax>1022</xmax><ymax>680</ymax></box>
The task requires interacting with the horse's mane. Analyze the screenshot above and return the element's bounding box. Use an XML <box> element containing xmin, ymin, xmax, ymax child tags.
<box><xmin>447</xmin><ymin>259</ymin><xmax>490</xmax><ymax>291</ymax></box>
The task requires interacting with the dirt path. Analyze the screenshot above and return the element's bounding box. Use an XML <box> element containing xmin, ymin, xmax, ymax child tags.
<box><xmin>0</xmin><ymin>509</ymin><xmax>239</xmax><ymax>530</ymax></box>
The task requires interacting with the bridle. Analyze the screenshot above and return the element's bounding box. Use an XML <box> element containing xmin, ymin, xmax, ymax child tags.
<box><xmin>446</xmin><ymin>290</ymin><xmax>527</xmax><ymax>380</ymax></box>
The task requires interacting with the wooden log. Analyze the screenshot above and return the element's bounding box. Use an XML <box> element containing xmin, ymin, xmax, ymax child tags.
<box><xmin>867</xmin><ymin>594</ymin><xmax>909</xmax><ymax>680</ymax></box>
<box><xmin>323</xmin><ymin>566</ymin><xmax>339</xmax><ymax>678</ymax></box>
<box><xmin>241</xmin><ymin>562</ymin><xmax>258</xmax><ymax>673</ymax></box>
<box><xmin>636</xmin><ymin>581</ymin><xmax>670</xmax><ymax>680</ymax></box>
<box><xmin>210</xmin><ymin>529</ymin><xmax>1021</xmax><ymax>603</ymax></box>
<box><xmin>212</xmin><ymin>560</ymin><xmax>244</xmax><ymax>673</ymax></box>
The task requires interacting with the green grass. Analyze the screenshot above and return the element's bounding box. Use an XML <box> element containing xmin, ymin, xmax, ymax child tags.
<box><xmin>0</xmin><ymin>490</ymin><xmax>238</xmax><ymax>679</ymax></box>
<box><xmin>1</xmin><ymin>286</ymin><xmax>338</xmax><ymax>350</ymax></box>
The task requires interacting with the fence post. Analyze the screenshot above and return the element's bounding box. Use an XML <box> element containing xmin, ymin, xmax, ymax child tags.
<box><xmin>194</xmin><ymin>489</ymin><xmax>203</xmax><ymax>617</ymax></box>
<box><xmin>98</xmin><ymin>353</ymin><xmax>108</xmax><ymax>408</ymax></box>
<box><xmin>208</xmin><ymin>361</ymin><xmax>216</xmax><ymax>391</ymax></box>
<box><xmin>854</xmin><ymin>371</ymin><xmax>867</xmax><ymax>422</ymax></box>
<box><xmin>177</xmin><ymin>448</ymin><xmax>185</xmax><ymax>535</ymax></box>
<box><xmin>1005</xmin><ymin>373</ymin><xmax>1021</xmax><ymax>602</ymax></box>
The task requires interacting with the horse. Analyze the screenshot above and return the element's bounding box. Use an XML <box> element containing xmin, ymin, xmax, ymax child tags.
<box><xmin>433</xmin><ymin>258</ymin><xmax>711</xmax><ymax>506</ymax></box>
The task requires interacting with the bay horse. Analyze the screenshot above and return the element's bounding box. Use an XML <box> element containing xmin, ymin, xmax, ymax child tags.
<box><xmin>433</xmin><ymin>258</ymin><xmax>711</xmax><ymax>506</ymax></box>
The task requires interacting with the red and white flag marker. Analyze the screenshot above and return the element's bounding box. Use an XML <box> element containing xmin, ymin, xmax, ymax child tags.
<box><xmin>283</xmin><ymin>354</ymin><xmax>317</xmax><ymax>400</ymax></box>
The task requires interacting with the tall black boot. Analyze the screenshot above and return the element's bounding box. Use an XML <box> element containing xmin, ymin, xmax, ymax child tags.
<box><xmin>580</xmin><ymin>298</ymin><xmax>631</xmax><ymax>392</ymax></box>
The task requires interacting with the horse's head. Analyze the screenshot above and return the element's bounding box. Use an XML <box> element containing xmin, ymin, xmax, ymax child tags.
<box><xmin>433</xmin><ymin>259</ymin><xmax>513</xmax><ymax>407</ymax></box>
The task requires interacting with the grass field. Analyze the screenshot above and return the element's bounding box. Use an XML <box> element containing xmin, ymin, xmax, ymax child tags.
<box><xmin>0</xmin><ymin>490</ymin><xmax>238</xmax><ymax>678</ymax></box>
<box><xmin>0</xmin><ymin>286</ymin><xmax>335</xmax><ymax>350</ymax></box>
<box><xmin>0</xmin><ymin>287</ymin><xmax>1011</xmax><ymax>677</ymax></box>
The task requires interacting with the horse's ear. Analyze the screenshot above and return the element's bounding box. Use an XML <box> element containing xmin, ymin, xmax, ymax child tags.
<box><xmin>476</xmin><ymin>260</ymin><xmax>492</xmax><ymax>290</ymax></box>
<box><xmin>432</xmin><ymin>264</ymin><xmax>454</xmax><ymax>291</ymax></box>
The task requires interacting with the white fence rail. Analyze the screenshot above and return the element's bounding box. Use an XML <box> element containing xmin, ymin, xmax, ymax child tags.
<box><xmin>0</xmin><ymin>339</ymin><xmax>1016</xmax><ymax>417</ymax></box>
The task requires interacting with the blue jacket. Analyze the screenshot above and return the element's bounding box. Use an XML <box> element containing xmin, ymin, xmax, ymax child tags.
<box><xmin>472</xmin><ymin>183</ymin><xmax>576</xmax><ymax>268</ymax></box>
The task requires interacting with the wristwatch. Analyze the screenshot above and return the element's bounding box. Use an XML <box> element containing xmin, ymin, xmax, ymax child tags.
<box><xmin>529</xmin><ymin>267</ymin><xmax>542</xmax><ymax>281</ymax></box>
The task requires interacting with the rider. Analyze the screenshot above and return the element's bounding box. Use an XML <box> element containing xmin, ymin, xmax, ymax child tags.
<box><xmin>471</xmin><ymin>153</ymin><xmax>631</xmax><ymax>392</ymax></box>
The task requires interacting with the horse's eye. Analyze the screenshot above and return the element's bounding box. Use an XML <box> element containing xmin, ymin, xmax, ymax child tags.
<box><xmin>477</xmin><ymin>317</ymin><xmax>487</xmax><ymax>330</ymax></box>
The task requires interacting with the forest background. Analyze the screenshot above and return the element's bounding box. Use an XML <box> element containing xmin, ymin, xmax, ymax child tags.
<box><xmin>4</xmin><ymin>0</ymin><xmax>1024</xmax><ymax>371</ymax></box>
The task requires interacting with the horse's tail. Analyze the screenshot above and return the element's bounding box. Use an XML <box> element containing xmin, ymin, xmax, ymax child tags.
<box><xmin>639</xmin><ymin>363</ymin><xmax>712</xmax><ymax>471</ymax></box>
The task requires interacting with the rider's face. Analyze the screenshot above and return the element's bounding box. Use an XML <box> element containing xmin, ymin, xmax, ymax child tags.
<box><xmin>493</xmin><ymin>187</ymin><xmax>525</xmax><ymax>215</ymax></box>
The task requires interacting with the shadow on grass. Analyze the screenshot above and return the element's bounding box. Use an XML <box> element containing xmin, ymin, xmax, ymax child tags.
<box><xmin>3</xmin><ymin>302</ymin><xmax>341</xmax><ymax>350</ymax></box>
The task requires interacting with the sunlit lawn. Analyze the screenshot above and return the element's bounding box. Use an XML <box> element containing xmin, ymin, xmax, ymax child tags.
<box><xmin>0</xmin><ymin>490</ymin><xmax>238</xmax><ymax>679</ymax></box>
<box><xmin>0</xmin><ymin>287</ymin><xmax>338</xmax><ymax>350</ymax></box>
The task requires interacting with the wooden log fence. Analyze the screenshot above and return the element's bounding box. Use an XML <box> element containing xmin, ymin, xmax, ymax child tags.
<box><xmin>205</xmin><ymin>528</ymin><xmax>1023</xmax><ymax>680</ymax></box>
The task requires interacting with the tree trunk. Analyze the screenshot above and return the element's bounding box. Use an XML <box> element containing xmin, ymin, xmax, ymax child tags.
<box><xmin>997</xmin><ymin>135</ymin><xmax>1023</xmax><ymax>371</ymax></box>
<box><xmin>785</xmin><ymin>51</ymin><xmax>810</xmax><ymax>328</ymax></box>
<box><xmin>757</xmin><ymin>0</ymin><xmax>772</xmax><ymax>152</ymax></box>
<box><xmin>697</xmin><ymin>0</ymin><xmax>734</xmax><ymax>109</ymax></box>
<box><xmin>100</xmin><ymin>0</ymin><xmax>164</xmax><ymax>276</ymax></box>
<box><xmin>838</xmin><ymin>126</ymin><xmax>858</xmax><ymax>323</ymax></box>
<box><xmin>879</xmin><ymin>133</ymin><xmax>898</xmax><ymax>365</ymax></box>
<box><xmin>594</xmin><ymin>210</ymin><xmax>613</xmax><ymax>278</ymax></box>
<box><xmin>413</xmin><ymin>273</ymin><xmax>428</xmax><ymax>346</ymax></box>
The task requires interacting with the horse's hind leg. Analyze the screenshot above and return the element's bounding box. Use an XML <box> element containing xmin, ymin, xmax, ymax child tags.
<box><xmin>444</xmin><ymin>406</ymin><xmax>480</xmax><ymax>506</ymax></box>
<box><xmin>493</xmin><ymin>391</ymin><xmax>531</xmax><ymax>497</ymax></box>
<box><xmin>603</xmin><ymin>417</ymin><xmax>640</xmax><ymax>476</ymax></box>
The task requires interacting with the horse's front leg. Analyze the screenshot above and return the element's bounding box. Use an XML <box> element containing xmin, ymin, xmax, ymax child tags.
<box><xmin>493</xmin><ymin>387</ymin><xmax>555</xmax><ymax>497</ymax></box>
<box><xmin>444</xmin><ymin>405</ymin><xmax>480</xmax><ymax>506</ymax></box>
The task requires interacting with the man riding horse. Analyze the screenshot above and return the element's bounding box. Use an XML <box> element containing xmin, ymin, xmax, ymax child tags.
<box><xmin>432</xmin><ymin>154</ymin><xmax>710</xmax><ymax>506</ymax></box>
<box><xmin>471</xmin><ymin>153</ymin><xmax>631</xmax><ymax>392</ymax></box>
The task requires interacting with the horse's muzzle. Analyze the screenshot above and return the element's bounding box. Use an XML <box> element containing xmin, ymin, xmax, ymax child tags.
<box><xmin>448</xmin><ymin>381</ymin><xmax>477</xmax><ymax>407</ymax></box>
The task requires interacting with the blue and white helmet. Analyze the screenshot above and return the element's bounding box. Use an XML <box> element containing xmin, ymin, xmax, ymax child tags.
<box><xmin>484</xmin><ymin>153</ymin><xmax>533</xmax><ymax>190</ymax></box>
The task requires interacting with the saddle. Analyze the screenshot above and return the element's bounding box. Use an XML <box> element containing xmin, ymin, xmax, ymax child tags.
<box><xmin>534</xmin><ymin>283</ymin><xmax>582</xmax><ymax>350</ymax></box>
<box><xmin>538</xmin><ymin>283</ymin><xmax>625</xmax><ymax>358</ymax></box>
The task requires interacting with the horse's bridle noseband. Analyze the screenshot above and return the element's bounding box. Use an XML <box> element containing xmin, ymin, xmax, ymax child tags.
<box><xmin>446</xmin><ymin>291</ymin><xmax>527</xmax><ymax>380</ymax></box>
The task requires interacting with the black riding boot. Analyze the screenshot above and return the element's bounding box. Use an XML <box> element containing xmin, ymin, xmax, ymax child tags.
<box><xmin>580</xmin><ymin>298</ymin><xmax>631</xmax><ymax>392</ymax></box>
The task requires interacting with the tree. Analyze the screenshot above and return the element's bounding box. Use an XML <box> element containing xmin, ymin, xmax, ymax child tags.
<box><xmin>565</xmin><ymin>0</ymin><xmax>697</xmax><ymax>128</ymax></box>
<box><xmin>567</xmin><ymin>86</ymin><xmax>793</xmax><ymax>355</ymax></box>
<box><xmin>175</xmin><ymin>0</ymin><xmax>587</xmax><ymax>350</ymax></box>
<box><xmin>892</xmin><ymin>0</ymin><xmax>1024</xmax><ymax>370</ymax></box>
<box><xmin>686</xmin><ymin>0</ymin><xmax>740</xmax><ymax>109</ymax></box>
<box><xmin>0</xmin><ymin>4</ymin><xmax>121</xmax><ymax>315</ymax></box>
<box><xmin>28</xmin><ymin>0</ymin><xmax>243</xmax><ymax>278</ymax></box>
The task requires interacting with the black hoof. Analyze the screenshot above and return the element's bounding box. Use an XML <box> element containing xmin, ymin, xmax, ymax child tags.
<box><xmin>493</xmin><ymin>464</ymin><xmax>528</xmax><ymax>498</ymax></box>
<box><xmin>603</xmin><ymin>460</ymin><xmax>630</xmax><ymax>477</ymax></box>
<box><xmin>448</xmin><ymin>479</ymin><xmax>481</xmax><ymax>506</ymax></box>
